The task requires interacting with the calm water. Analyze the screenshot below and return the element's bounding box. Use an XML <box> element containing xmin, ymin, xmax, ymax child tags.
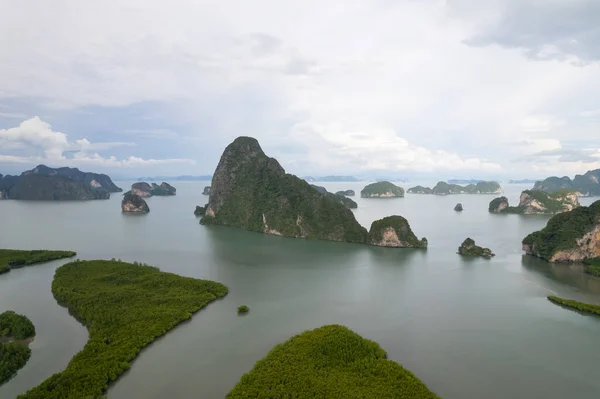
<box><xmin>1</xmin><ymin>181</ymin><xmax>599</xmax><ymax>399</ymax></box>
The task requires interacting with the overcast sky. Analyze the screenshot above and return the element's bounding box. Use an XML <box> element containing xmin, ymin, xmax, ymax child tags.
<box><xmin>1</xmin><ymin>0</ymin><xmax>599</xmax><ymax>179</ymax></box>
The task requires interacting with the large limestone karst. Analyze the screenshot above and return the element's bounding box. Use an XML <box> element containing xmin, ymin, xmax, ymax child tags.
<box><xmin>201</xmin><ymin>137</ymin><xmax>368</xmax><ymax>243</ymax></box>
<box><xmin>533</xmin><ymin>169</ymin><xmax>600</xmax><ymax>196</ymax></box>
<box><xmin>121</xmin><ymin>191</ymin><xmax>150</xmax><ymax>213</ymax></box>
<box><xmin>489</xmin><ymin>190</ymin><xmax>579</xmax><ymax>215</ymax></box>
<box><xmin>361</xmin><ymin>181</ymin><xmax>404</xmax><ymax>198</ymax></box>
<box><xmin>131</xmin><ymin>182</ymin><xmax>176</xmax><ymax>197</ymax></box>
<box><xmin>366</xmin><ymin>216</ymin><xmax>427</xmax><ymax>248</ymax></box>
<box><xmin>522</xmin><ymin>200</ymin><xmax>600</xmax><ymax>262</ymax></box>
<box><xmin>0</xmin><ymin>165</ymin><xmax>121</xmax><ymax>200</ymax></box>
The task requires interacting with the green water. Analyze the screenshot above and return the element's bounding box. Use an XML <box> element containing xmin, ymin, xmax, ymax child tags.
<box><xmin>0</xmin><ymin>181</ymin><xmax>599</xmax><ymax>398</ymax></box>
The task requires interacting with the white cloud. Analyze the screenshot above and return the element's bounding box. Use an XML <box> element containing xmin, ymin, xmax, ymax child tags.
<box><xmin>0</xmin><ymin>117</ymin><xmax>195</xmax><ymax>168</ymax></box>
<box><xmin>519</xmin><ymin>116</ymin><xmax>566</xmax><ymax>133</ymax></box>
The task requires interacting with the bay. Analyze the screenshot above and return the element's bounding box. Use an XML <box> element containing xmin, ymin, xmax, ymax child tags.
<box><xmin>0</xmin><ymin>181</ymin><xmax>599</xmax><ymax>398</ymax></box>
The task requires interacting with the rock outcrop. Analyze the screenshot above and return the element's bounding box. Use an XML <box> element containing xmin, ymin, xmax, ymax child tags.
<box><xmin>489</xmin><ymin>190</ymin><xmax>579</xmax><ymax>215</ymax></box>
<box><xmin>311</xmin><ymin>185</ymin><xmax>358</xmax><ymax>209</ymax></box>
<box><xmin>121</xmin><ymin>192</ymin><xmax>150</xmax><ymax>213</ymax></box>
<box><xmin>194</xmin><ymin>205</ymin><xmax>206</xmax><ymax>216</ymax></box>
<box><xmin>335</xmin><ymin>189</ymin><xmax>355</xmax><ymax>197</ymax></box>
<box><xmin>361</xmin><ymin>181</ymin><xmax>404</xmax><ymax>198</ymax></box>
<box><xmin>366</xmin><ymin>216</ymin><xmax>427</xmax><ymax>248</ymax></box>
<box><xmin>410</xmin><ymin>181</ymin><xmax>503</xmax><ymax>195</ymax></box>
<box><xmin>454</xmin><ymin>203</ymin><xmax>463</xmax><ymax>212</ymax></box>
<box><xmin>200</xmin><ymin>137</ymin><xmax>368</xmax><ymax>243</ymax></box>
<box><xmin>533</xmin><ymin>169</ymin><xmax>600</xmax><ymax>196</ymax></box>
<box><xmin>458</xmin><ymin>238</ymin><xmax>494</xmax><ymax>257</ymax></box>
<box><xmin>522</xmin><ymin>200</ymin><xmax>600</xmax><ymax>262</ymax></box>
<box><xmin>203</xmin><ymin>186</ymin><xmax>211</xmax><ymax>195</ymax></box>
<box><xmin>131</xmin><ymin>182</ymin><xmax>176</xmax><ymax>197</ymax></box>
<box><xmin>0</xmin><ymin>165</ymin><xmax>121</xmax><ymax>200</ymax></box>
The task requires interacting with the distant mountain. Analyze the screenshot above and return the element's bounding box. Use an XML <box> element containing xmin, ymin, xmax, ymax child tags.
<box><xmin>533</xmin><ymin>169</ymin><xmax>600</xmax><ymax>196</ymax></box>
<box><xmin>136</xmin><ymin>175</ymin><xmax>212</xmax><ymax>182</ymax></box>
<box><xmin>0</xmin><ymin>165</ymin><xmax>122</xmax><ymax>200</ymax></box>
<box><xmin>303</xmin><ymin>176</ymin><xmax>361</xmax><ymax>182</ymax></box>
<box><xmin>508</xmin><ymin>179</ymin><xmax>539</xmax><ymax>184</ymax></box>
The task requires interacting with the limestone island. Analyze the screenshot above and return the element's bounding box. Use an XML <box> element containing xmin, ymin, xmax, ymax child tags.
<box><xmin>194</xmin><ymin>205</ymin><xmax>206</xmax><ymax>216</ymax></box>
<box><xmin>311</xmin><ymin>184</ymin><xmax>358</xmax><ymax>209</ymax></box>
<box><xmin>200</xmin><ymin>137</ymin><xmax>423</xmax><ymax>248</ymax></box>
<box><xmin>533</xmin><ymin>168</ymin><xmax>600</xmax><ymax>196</ymax></box>
<box><xmin>0</xmin><ymin>311</ymin><xmax>36</xmax><ymax>386</ymax></box>
<box><xmin>489</xmin><ymin>190</ymin><xmax>579</xmax><ymax>215</ymax></box>
<box><xmin>121</xmin><ymin>191</ymin><xmax>150</xmax><ymax>213</ymax></box>
<box><xmin>522</xmin><ymin>200</ymin><xmax>600</xmax><ymax>263</ymax></box>
<box><xmin>203</xmin><ymin>186</ymin><xmax>211</xmax><ymax>195</ymax></box>
<box><xmin>360</xmin><ymin>181</ymin><xmax>404</xmax><ymax>198</ymax></box>
<box><xmin>408</xmin><ymin>181</ymin><xmax>502</xmax><ymax>195</ymax></box>
<box><xmin>0</xmin><ymin>165</ymin><xmax>121</xmax><ymax>200</ymax></box>
<box><xmin>367</xmin><ymin>216</ymin><xmax>427</xmax><ymax>248</ymax></box>
<box><xmin>227</xmin><ymin>325</ymin><xmax>438</xmax><ymax>399</ymax></box>
<box><xmin>454</xmin><ymin>203</ymin><xmax>463</xmax><ymax>212</ymax></box>
<box><xmin>458</xmin><ymin>238</ymin><xmax>494</xmax><ymax>258</ymax></box>
<box><xmin>335</xmin><ymin>189</ymin><xmax>355</xmax><ymax>197</ymax></box>
<box><xmin>131</xmin><ymin>181</ymin><xmax>176</xmax><ymax>197</ymax></box>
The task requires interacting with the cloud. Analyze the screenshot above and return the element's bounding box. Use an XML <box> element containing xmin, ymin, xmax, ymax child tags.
<box><xmin>0</xmin><ymin>117</ymin><xmax>195</xmax><ymax>168</ymax></box>
<box><xmin>453</xmin><ymin>0</ymin><xmax>600</xmax><ymax>64</ymax></box>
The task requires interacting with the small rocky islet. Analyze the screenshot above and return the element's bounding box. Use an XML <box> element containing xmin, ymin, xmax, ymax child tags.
<box><xmin>458</xmin><ymin>238</ymin><xmax>495</xmax><ymax>258</ymax></box>
<box><xmin>121</xmin><ymin>191</ymin><xmax>150</xmax><ymax>213</ymax></box>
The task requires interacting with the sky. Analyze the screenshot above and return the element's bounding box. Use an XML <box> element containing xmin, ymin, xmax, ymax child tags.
<box><xmin>1</xmin><ymin>0</ymin><xmax>599</xmax><ymax>180</ymax></box>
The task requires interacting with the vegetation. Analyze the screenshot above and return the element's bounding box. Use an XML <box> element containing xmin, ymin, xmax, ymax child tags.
<box><xmin>237</xmin><ymin>305</ymin><xmax>249</xmax><ymax>314</ymax></box>
<box><xmin>534</xmin><ymin>169</ymin><xmax>600</xmax><ymax>196</ymax></box>
<box><xmin>0</xmin><ymin>343</ymin><xmax>31</xmax><ymax>386</ymax></box>
<box><xmin>458</xmin><ymin>238</ymin><xmax>494</xmax><ymax>257</ymax></box>
<box><xmin>227</xmin><ymin>325</ymin><xmax>438</xmax><ymax>398</ymax></box>
<box><xmin>547</xmin><ymin>296</ymin><xmax>600</xmax><ymax>316</ymax></box>
<box><xmin>584</xmin><ymin>258</ymin><xmax>600</xmax><ymax>277</ymax></box>
<box><xmin>311</xmin><ymin>185</ymin><xmax>358</xmax><ymax>209</ymax></box>
<box><xmin>489</xmin><ymin>196</ymin><xmax>508</xmax><ymax>213</ymax></box>
<box><xmin>121</xmin><ymin>191</ymin><xmax>150</xmax><ymax>213</ymax></box>
<box><xmin>201</xmin><ymin>137</ymin><xmax>368</xmax><ymax>244</ymax></box>
<box><xmin>0</xmin><ymin>249</ymin><xmax>76</xmax><ymax>274</ymax></box>
<box><xmin>522</xmin><ymin>200</ymin><xmax>600</xmax><ymax>260</ymax></box>
<box><xmin>335</xmin><ymin>189</ymin><xmax>355</xmax><ymax>197</ymax></box>
<box><xmin>361</xmin><ymin>181</ymin><xmax>405</xmax><ymax>198</ymax></box>
<box><xmin>19</xmin><ymin>260</ymin><xmax>228</xmax><ymax>399</ymax></box>
<box><xmin>489</xmin><ymin>190</ymin><xmax>578</xmax><ymax>214</ymax></box>
<box><xmin>0</xmin><ymin>311</ymin><xmax>35</xmax><ymax>340</ymax></box>
<box><xmin>411</xmin><ymin>181</ymin><xmax>500</xmax><ymax>195</ymax></box>
<box><xmin>407</xmin><ymin>185</ymin><xmax>433</xmax><ymax>194</ymax></box>
<box><xmin>367</xmin><ymin>216</ymin><xmax>427</xmax><ymax>248</ymax></box>
<box><xmin>194</xmin><ymin>205</ymin><xmax>206</xmax><ymax>216</ymax></box>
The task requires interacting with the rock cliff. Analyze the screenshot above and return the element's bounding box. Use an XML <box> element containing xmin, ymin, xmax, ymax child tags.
<box><xmin>131</xmin><ymin>182</ymin><xmax>176</xmax><ymax>197</ymax></box>
<box><xmin>131</xmin><ymin>182</ymin><xmax>153</xmax><ymax>197</ymax></box>
<box><xmin>366</xmin><ymin>216</ymin><xmax>427</xmax><ymax>248</ymax></box>
<box><xmin>121</xmin><ymin>191</ymin><xmax>150</xmax><ymax>213</ymax></box>
<box><xmin>201</xmin><ymin>137</ymin><xmax>368</xmax><ymax>243</ymax></box>
<box><xmin>489</xmin><ymin>190</ymin><xmax>579</xmax><ymax>215</ymax></box>
<box><xmin>0</xmin><ymin>165</ymin><xmax>121</xmax><ymax>200</ymax></box>
<box><xmin>361</xmin><ymin>181</ymin><xmax>404</xmax><ymax>198</ymax></box>
<box><xmin>533</xmin><ymin>169</ymin><xmax>600</xmax><ymax>196</ymax></box>
<box><xmin>458</xmin><ymin>238</ymin><xmax>494</xmax><ymax>257</ymax></box>
<box><xmin>454</xmin><ymin>203</ymin><xmax>463</xmax><ymax>212</ymax></box>
<box><xmin>522</xmin><ymin>200</ymin><xmax>600</xmax><ymax>262</ymax></box>
<box><xmin>203</xmin><ymin>186</ymin><xmax>211</xmax><ymax>195</ymax></box>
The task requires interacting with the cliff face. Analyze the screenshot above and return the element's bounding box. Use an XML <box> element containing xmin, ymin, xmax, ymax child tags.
<box><xmin>0</xmin><ymin>165</ymin><xmax>121</xmax><ymax>200</ymax></box>
<box><xmin>489</xmin><ymin>190</ymin><xmax>579</xmax><ymax>215</ymax></box>
<box><xmin>522</xmin><ymin>200</ymin><xmax>600</xmax><ymax>262</ymax></box>
<box><xmin>132</xmin><ymin>182</ymin><xmax>153</xmax><ymax>197</ymax></box>
<box><xmin>366</xmin><ymin>216</ymin><xmax>427</xmax><ymax>248</ymax></box>
<box><xmin>361</xmin><ymin>182</ymin><xmax>404</xmax><ymax>198</ymax></box>
<box><xmin>201</xmin><ymin>137</ymin><xmax>368</xmax><ymax>243</ymax></box>
<box><xmin>121</xmin><ymin>192</ymin><xmax>150</xmax><ymax>213</ymax></box>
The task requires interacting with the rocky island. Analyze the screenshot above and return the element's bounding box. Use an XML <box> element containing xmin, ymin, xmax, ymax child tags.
<box><xmin>489</xmin><ymin>190</ymin><xmax>579</xmax><ymax>215</ymax></box>
<box><xmin>335</xmin><ymin>189</ymin><xmax>355</xmax><ymax>197</ymax></box>
<box><xmin>454</xmin><ymin>203</ymin><xmax>463</xmax><ymax>212</ymax></box>
<box><xmin>533</xmin><ymin>168</ymin><xmax>600</xmax><ymax>196</ymax></box>
<box><xmin>458</xmin><ymin>238</ymin><xmax>494</xmax><ymax>257</ymax></box>
<box><xmin>360</xmin><ymin>181</ymin><xmax>404</xmax><ymax>198</ymax></box>
<box><xmin>311</xmin><ymin>185</ymin><xmax>358</xmax><ymax>209</ymax></box>
<box><xmin>203</xmin><ymin>186</ymin><xmax>211</xmax><ymax>195</ymax></box>
<box><xmin>367</xmin><ymin>216</ymin><xmax>427</xmax><ymax>248</ymax></box>
<box><xmin>0</xmin><ymin>165</ymin><xmax>121</xmax><ymax>200</ymax></box>
<box><xmin>194</xmin><ymin>205</ymin><xmax>206</xmax><ymax>216</ymax></box>
<box><xmin>131</xmin><ymin>181</ymin><xmax>176</xmax><ymax>197</ymax></box>
<box><xmin>522</xmin><ymin>200</ymin><xmax>600</xmax><ymax>263</ymax></box>
<box><xmin>121</xmin><ymin>191</ymin><xmax>150</xmax><ymax>213</ymax></box>
<box><xmin>408</xmin><ymin>181</ymin><xmax>501</xmax><ymax>195</ymax></box>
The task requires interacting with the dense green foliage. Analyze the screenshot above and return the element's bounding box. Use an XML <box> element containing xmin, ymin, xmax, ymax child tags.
<box><xmin>534</xmin><ymin>169</ymin><xmax>600</xmax><ymax>196</ymax></box>
<box><xmin>458</xmin><ymin>238</ymin><xmax>494</xmax><ymax>257</ymax></box>
<box><xmin>19</xmin><ymin>260</ymin><xmax>228</xmax><ymax>399</ymax></box>
<box><xmin>584</xmin><ymin>258</ymin><xmax>600</xmax><ymax>277</ymax></box>
<box><xmin>547</xmin><ymin>296</ymin><xmax>600</xmax><ymax>316</ymax></box>
<box><xmin>311</xmin><ymin>185</ymin><xmax>358</xmax><ymax>209</ymax></box>
<box><xmin>150</xmin><ymin>182</ymin><xmax>176</xmax><ymax>196</ymax></box>
<box><xmin>367</xmin><ymin>216</ymin><xmax>427</xmax><ymax>248</ymax></box>
<box><xmin>407</xmin><ymin>185</ymin><xmax>433</xmax><ymax>194</ymax></box>
<box><xmin>522</xmin><ymin>200</ymin><xmax>600</xmax><ymax>260</ymax></box>
<box><xmin>489</xmin><ymin>196</ymin><xmax>508</xmax><ymax>212</ymax></box>
<box><xmin>237</xmin><ymin>305</ymin><xmax>249</xmax><ymax>314</ymax></box>
<box><xmin>0</xmin><ymin>311</ymin><xmax>35</xmax><ymax>340</ymax></box>
<box><xmin>227</xmin><ymin>325</ymin><xmax>438</xmax><ymax>399</ymax></box>
<box><xmin>361</xmin><ymin>181</ymin><xmax>405</xmax><ymax>197</ymax></box>
<box><xmin>0</xmin><ymin>249</ymin><xmax>76</xmax><ymax>274</ymax></box>
<box><xmin>0</xmin><ymin>343</ymin><xmax>31</xmax><ymax>386</ymax></box>
<box><xmin>202</xmin><ymin>137</ymin><xmax>368</xmax><ymax>243</ymax></box>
